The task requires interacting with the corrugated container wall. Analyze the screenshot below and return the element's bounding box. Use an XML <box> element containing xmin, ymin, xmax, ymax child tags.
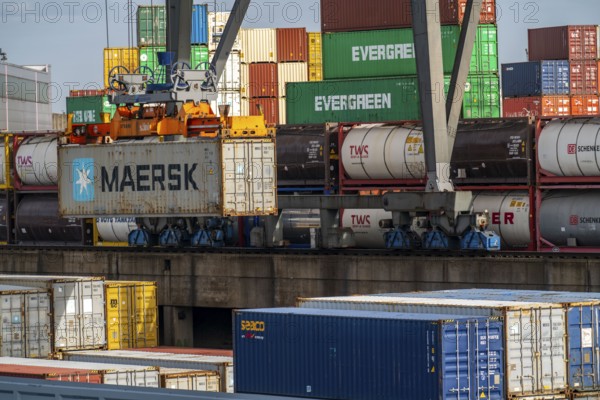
<box><xmin>210</xmin><ymin>91</ymin><xmax>243</xmax><ymax>117</ymax></box>
<box><xmin>571</xmin><ymin>95</ymin><xmax>600</xmax><ymax>116</ymax></box>
<box><xmin>307</xmin><ymin>32</ymin><xmax>323</xmax><ymax>81</ymax></box>
<box><xmin>528</xmin><ymin>25</ymin><xmax>598</xmax><ymax>61</ymax></box>
<box><xmin>278</xmin><ymin>97</ymin><xmax>286</xmax><ymax>125</ymax></box>
<box><xmin>190</xmin><ymin>45</ymin><xmax>209</xmax><ymax>68</ymax></box>
<box><xmin>240</xmin><ymin>29</ymin><xmax>277</xmax><ymax>63</ymax></box>
<box><xmin>322</xmin><ymin>25</ymin><xmax>497</xmax><ymax>80</ymax></box>
<box><xmin>234</xmin><ymin>308</ymin><xmax>504</xmax><ymax>400</ymax></box>
<box><xmin>248</xmin><ymin>63</ymin><xmax>278</xmax><ymax>98</ymax></box>
<box><xmin>137</xmin><ymin>6</ymin><xmax>166</xmax><ymax>46</ymax></box>
<box><xmin>243</xmin><ymin>98</ymin><xmax>279</xmax><ymax>126</ymax></box>
<box><xmin>160</xmin><ymin>369</ymin><xmax>220</xmax><ymax>392</ymax></box>
<box><xmin>0</xmin><ymin>364</ymin><xmax>103</xmax><ymax>384</ymax></box>
<box><xmin>0</xmin><ymin>285</ymin><xmax>52</xmax><ymax>358</ymax></box>
<box><xmin>191</xmin><ymin>4</ymin><xmax>208</xmax><ymax>45</ymax></box>
<box><xmin>58</xmin><ymin>140</ymin><xmax>277</xmax><ymax>217</ymax></box>
<box><xmin>320</xmin><ymin>0</ymin><xmax>496</xmax><ymax>32</ymax></box>
<box><xmin>210</xmin><ymin>51</ymin><xmax>241</xmax><ymax>91</ymax></box>
<box><xmin>105</xmin><ymin>281</ymin><xmax>158</xmax><ymax>350</ymax></box>
<box><xmin>570</xmin><ymin>59</ymin><xmax>599</xmax><ymax>95</ymax></box>
<box><xmin>139</xmin><ymin>46</ymin><xmax>166</xmax><ymax>83</ymax></box>
<box><xmin>297</xmin><ymin>295</ymin><xmax>568</xmax><ymax>397</ymax></box>
<box><xmin>459</xmin><ymin>73</ymin><xmax>501</xmax><ymax>118</ymax></box>
<box><xmin>501</xmin><ymin>61</ymin><xmax>570</xmax><ymax>97</ymax></box>
<box><xmin>52</xmin><ymin>114</ymin><xmax>67</xmax><ymax>131</ymax></box>
<box><xmin>208</xmin><ymin>12</ymin><xmax>242</xmax><ymax>52</ymax></box>
<box><xmin>278</xmin><ymin>63</ymin><xmax>308</xmax><ymax>98</ymax></box>
<box><xmin>503</xmin><ymin>96</ymin><xmax>571</xmax><ymax>117</ymax></box>
<box><xmin>104</xmin><ymin>48</ymin><xmax>139</xmax><ymax>88</ymax></box>
<box><xmin>276</xmin><ymin>28</ymin><xmax>307</xmax><ymax>62</ymax></box>
<box><xmin>60</xmin><ymin>350</ymin><xmax>234</xmax><ymax>393</ymax></box>
<box><xmin>0</xmin><ymin>275</ymin><xmax>107</xmax><ymax>351</ymax></box>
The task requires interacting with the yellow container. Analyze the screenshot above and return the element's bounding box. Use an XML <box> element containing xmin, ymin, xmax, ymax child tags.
<box><xmin>0</xmin><ymin>134</ymin><xmax>12</xmax><ymax>190</ymax></box>
<box><xmin>104</xmin><ymin>48</ymin><xmax>140</xmax><ymax>88</ymax></box>
<box><xmin>308</xmin><ymin>62</ymin><xmax>323</xmax><ymax>82</ymax></box>
<box><xmin>307</xmin><ymin>32</ymin><xmax>322</xmax><ymax>66</ymax></box>
<box><xmin>105</xmin><ymin>281</ymin><xmax>159</xmax><ymax>349</ymax></box>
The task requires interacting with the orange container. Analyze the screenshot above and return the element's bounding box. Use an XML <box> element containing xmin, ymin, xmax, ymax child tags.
<box><xmin>0</xmin><ymin>364</ymin><xmax>103</xmax><ymax>384</ymax></box>
<box><xmin>248</xmin><ymin>63</ymin><xmax>278</xmax><ymax>98</ymax></box>
<box><xmin>571</xmin><ymin>95</ymin><xmax>600</xmax><ymax>115</ymax></box>
<box><xmin>276</xmin><ymin>28</ymin><xmax>308</xmax><ymax>62</ymax></box>
<box><xmin>502</xmin><ymin>96</ymin><xmax>571</xmax><ymax>117</ymax></box>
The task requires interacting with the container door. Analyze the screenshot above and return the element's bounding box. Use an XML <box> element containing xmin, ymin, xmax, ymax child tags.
<box><xmin>74</xmin><ymin>280</ymin><xmax>106</xmax><ymax>349</ymax></box>
<box><xmin>105</xmin><ymin>284</ymin><xmax>131</xmax><ymax>350</ymax></box>
<box><xmin>135</xmin><ymin>283</ymin><xmax>158</xmax><ymax>347</ymax></box>
<box><xmin>440</xmin><ymin>320</ymin><xmax>472</xmax><ymax>399</ymax></box>
<box><xmin>52</xmin><ymin>282</ymin><xmax>80</xmax><ymax>350</ymax></box>
<box><xmin>221</xmin><ymin>140</ymin><xmax>277</xmax><ymax>216</ymax></box>
<box><xmin>0</xmin><ymin>293</ymin><xmax>25</xmax><ymax>357</ymax></box>
<box><xmin>472</xmin><ymin>318</ymin><xmax>504</xmax><ymax>400</ymax></box>
<box><xmin>568</xmin><ymin>305</ymin><xmax>600</xmax><ymax>391</ymax></box>
<box><xmin>25</xmin><ymin>291</ymin><xmax>52</xmax><ymax>358</ymax></box>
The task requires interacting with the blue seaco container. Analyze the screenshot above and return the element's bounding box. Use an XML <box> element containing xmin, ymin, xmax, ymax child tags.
<box><xmin>502</xmin><ymin>60</ymin><xmax>570</xmax><ymax>97</ymax></box>
<box><xmin>234</xmin><ymin>307</ymin><xmax>504</xmax><ymax>400</ymax></box>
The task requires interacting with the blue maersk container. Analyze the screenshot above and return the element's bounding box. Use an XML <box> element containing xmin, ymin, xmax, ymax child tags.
<box><xmin>376</xmin><ymin>289</ymin><xmax>600</xmax><ymax>393</ymax></box>
<box><xmin>234</xmin><ymin>308</ymin><xmax>504</xmax><ymax>400</ymax></box>
<box><xmin>502</xmin><ymin>60</ymin><xmax>570</xmax><ymax>97</ymax></box>
<box><xmin>191</xmin><ymin>4</ymin><xmax>208</xmax><ymax>45</ymax></box>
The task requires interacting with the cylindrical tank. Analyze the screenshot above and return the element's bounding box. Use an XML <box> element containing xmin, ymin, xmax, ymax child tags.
<box><xmin>471</xmin><ymin>191</ymin><xmax>531</xmax><ymax>248</ymax></box>
<box><xmin>15</xmin><ymin>195</ymin><xmax>83</xmax><ymax>243</ymax></box>
<box><xmin>341</xmin><ymin>209</ymin><xmax>392</xmax><ymax>248</ymax></box>
<box><xmin>279</xmin><ymin>209</ymin><xmax>321</xmax><ymax>246</ymax></box>
<box><xmin>341</xmin><ymin>124</ymin><xmax>425</xmax><ymax>180</ymax></box>
<box><xmin>15</xmin><ymin>136</ymin><xmax>58</xmax><ymax>186</ymax></box>
<box><xmin>538</xmin><ymin>118</ymin><xmax>600</xmax><ymax>176</ymax></box>
<box><xmin>96</xmin><ymin>217</ymin><xmax>137</xmax><ymax>242</ymax></box>
<box><xmin>540</xmin><ymin>191</ymin><xmax>600</xmax><ymax>246</ymax></box>
<box><xmin>451</xmin><ymin>118</ymin><xmax>533</xmax><ymax>183</ymax></box>
<box><xmin>276</xmin><ymin>125</ymin><xmax>338</xmax><ymax>186</ymax></box>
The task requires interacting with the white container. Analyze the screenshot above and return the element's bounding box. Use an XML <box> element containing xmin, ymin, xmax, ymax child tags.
<box><xmin>240</xmin><ymin>28</ymin><xmax>277</xmax><ymax>63</ymax></box>
<box><xmin>341</xmin><ymin>124</ymin><xmax>425</xmax><ymax>180</ymax></box>
<box><xmin>160</xmin><ymin>368</ymin><xmax>220</xmax><ymax>391</ymax></box>
<box><xmin>538</xmin><ymin>118</ymin><xmax>600</xmax><ymax>176</ymax></box>
<box><xmin>208</xmin><ymin>11</ymin><xmax>242</xmax><ymax>52</ymax></box>
<box><xmin>278</xmin><ymin>97</ymin><xmax>286</xmax><ymax>125</ymax></box>
<box><xmin>0</xmin><ymin>275</ymin><xmax>106</xmax><ymax>351</ymax></box>
<box><xmin>61</xmin><ymin>349</ymin><xmax>234</xmax><ymax>393</ymax></box>
<box><xmin>96</xmin><ymin>217</ymin><xmax>137</xmax><ymax>242</ymax></box>
<box><xmin>0</xmin><ymin>285</ymin><xmax>52</xmax><ymax>358</ymax></box>
<box><xmin>341</xmin><ymin>209</ymin><xmax>391</xmax><ymax>248</ymax></box>
<box><xmin>277</xmin><ymin>62</ymin><xmax>308</xmax><ymax>98</ymax></box>
<box><xmin>297</xmin><ymin>295</ymin><xmax>568</xmax><ymax>397</ymax></box>
<box><xmin>471</xmin><ymin>191</ymin><xmax>531</xmax><ymax>248</ymax></box>
<box><xmin>0</xmin><ymin>357</ymin><xmax>159</xmax><ymax>387</ymax></box>
<box><xmin>210</xmin><ymin>91</ymin><xmax>242</xmax><ymax>117</ymax></box>
<box><xmin>211</xmin><ymin>51</ymin><xmax>241</xmax><ymax>91</ymax></box>
<box><xmin>15</xmin><ymin>136</ymin><xmax>58</xmax><ymax>186</ymax></box>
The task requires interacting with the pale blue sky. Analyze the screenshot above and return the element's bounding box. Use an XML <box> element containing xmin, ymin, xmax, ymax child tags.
<box><xmin>1</xmin><ymin>0</ymin><xmax>599</xmax><ymax>112</ymax></box>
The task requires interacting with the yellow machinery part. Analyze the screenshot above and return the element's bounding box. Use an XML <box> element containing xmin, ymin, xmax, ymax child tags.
<box><xmin>221</xmin><ymin>115</ymin><xmax>275</xmax><ymax>138</ymax></box>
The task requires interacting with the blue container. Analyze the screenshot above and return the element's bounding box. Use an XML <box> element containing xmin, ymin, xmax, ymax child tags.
<box><xmin>191</xmin><ymin>4</ymin><xmax>208</xmax><ymax>45</ymax></box>
<box><xmin>234</xmin><ymin>308</ymin><xmax>504</xmax><ymax>400</ymax></box>
<box><xmin>376</xmin><ymin>289</ymin><xmax>600</xmax><ymax>393</ymax></box>
<box><xmin>502</xmin><ymin>60</ymin><xmax>570</xmax><ymax>97</ymax></box>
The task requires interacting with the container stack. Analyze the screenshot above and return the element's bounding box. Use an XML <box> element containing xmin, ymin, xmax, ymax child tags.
<box><xmin>503</xmin><ymin>25</ymin><xmax>599</xmax><ymax>117</ymax></box>
<box><xmin>276</xmin><ymin>28</ymin><xmax>309</xmax><ymax>124</ymax></box>
<box><xmin>286</xmin><ymin>0</ymin><xmax>499</xmax><ymax>125</ymax></box>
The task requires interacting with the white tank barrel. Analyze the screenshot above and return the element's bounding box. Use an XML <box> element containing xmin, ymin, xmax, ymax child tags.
<box><xmin>15</xmin><ymin>136</ymin><xmax>58</xmax><ymax>186</ymax></box>
<box><xmin>540</xmin><ymin>191</ymin><xmax>600</xmax><ymax>246</ymax></box>
<box><xmin>538</xmin><ymin>118</ymin><xmax>600</xmax><ymax>176</ymax></box>
<box><xmin>341</xmin><ymin>124</ymin><xmax>425</xmax><ymax>180</ymax></box>
<box><xmin>471</xmin><ymin>191</ymin><xmax>531</xmax><ymax>248</ymax></box>
<box><xmin>96</xmin><ymin>217</ymin><xmax>137</xmax><ymax>243</ymax></box>
<box><xmin>341</xmin><ymin>209</ymin><xmax>392</xmax><ymax>248</ymax></box>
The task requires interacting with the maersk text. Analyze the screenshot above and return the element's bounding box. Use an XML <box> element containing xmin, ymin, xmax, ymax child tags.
<box><xmin>315</xmin><ymin>93</ymin><xmax>392</xmax><ymax>112</ymax></box>
<box><xmin>100</xmin><ymin>163</ymin><xmax>199</xmax><ymax>192</ymax></box>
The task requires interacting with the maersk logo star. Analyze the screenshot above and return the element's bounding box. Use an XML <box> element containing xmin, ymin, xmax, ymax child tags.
<box><xmin>72</xmin><ymin>158</ymin><xmax>95</xmax><ymax>202</ymax></box>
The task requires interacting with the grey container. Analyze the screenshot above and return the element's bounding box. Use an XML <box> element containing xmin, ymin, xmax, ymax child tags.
<box><xmin>0</xmin><ymin>275</ymin><xmax>106</xmax><ymax>351</ymax></box>
<box><xmin>0</xmin><ymin>284</ymin><xmax>52</xmax><ymax>358</ymax></box>
<box><xmin>58</xmin><ymin>139</ymin><xmax>277</xmax><ymax>217</ymax></box>
<box><xmin>0</xmin><ymin>357</ymin><xmax>159</xmax><ymax>387</ymax></box>
<box><xmin>61</xmin><ymin>349</ymin><xmax>234</xmax><ymax>393</ymax></box>
<box><xmin>297</xmin><ymin>295</ymin><xmax>568</xmax><ymax>397</ymax></box>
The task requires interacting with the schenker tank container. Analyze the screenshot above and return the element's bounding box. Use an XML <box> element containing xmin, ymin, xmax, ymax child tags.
<box><xmin>297</xmin><ymin>295</ymin><xmax>567</xmax><ymax>397</ymax></box>
<box><xmin>384</xmin><ymin>288</ymin><xmax>600</xmax><ymax>392</ymax></box>
<box><xmin>234</xmin><ymin>307</ymin><xmax>504</xmax><ymax>400</ymax></box>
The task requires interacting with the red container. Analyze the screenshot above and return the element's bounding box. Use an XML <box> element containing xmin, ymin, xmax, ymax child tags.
<box><xmin>248</xmin><ymin>63</ymin><xmax>278</xmax><ymax>98</ymax></box>
<box><xmin>132</xmin><ymin>346</ymin><xmax>233</xmax><ymax>357</ymax></box>
<box><xmin>502</xmin><ymin>96</ymin><xmax>571</xmax><ymax>117</ymax></box>
<box><xmin>570</xmin><ymin>59</ymin><xmax>599</xmax><ymax>95</ymax></box>
<box><xmin>528</xmin><ymin>25</ymin><xmax>598</xmax><ymax>61</ymax></box>
<box><xmin>571</xmin><ymin>95</ymin><xmax>600</xmax><ymax>116</ymax></box>
<box><xmin>249</xmin><ymin>98</ymin><xmax>279</xmax><ymax>125</ymax></box>
<box><xmin>277</xmin><ymin>28</ymin><xmax>308</xmax><ymax>63</ymax></box>
<box><xmin>0</xmin><ymin>364</ymin><xmax>103</xmax><ymax>384</ymax></box>
<box><xmin>320</xmin><ymin>0</ymin><xmax>495</xmax><ymax>32</ymax></box>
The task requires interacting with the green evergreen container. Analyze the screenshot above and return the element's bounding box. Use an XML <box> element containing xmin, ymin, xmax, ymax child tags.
<box><xmin>456</xmin><ymin>73</ymin><xmax>501</xmax><ymax>118</ymax></box>
<box><xmin>190</xmin><ymin>45</ymin><xmax>209</xmax><ymax>68</ymax></box>
<box><xmin>286</xmin><ymin>77</ymin><xmax>420</xmax><ymax>124</ymax></box>
<box><xmin>139</xmin><ymin>47</ymin><xmax>167</xmax><ymax>83</ymax></box>
<box><xmin>322</xmin><ymin>25</ymin><xmax>498</xmax><ymax>79</ymax></box>
<box><xmin>67</xmin><ymin>96</ymin><xmax>115</xmax><ymax>124</ymax></box>
<box><xmin>137</xmin><ymin>6</ymin><xmax>167</xmax><ymax>47</ymax></box>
